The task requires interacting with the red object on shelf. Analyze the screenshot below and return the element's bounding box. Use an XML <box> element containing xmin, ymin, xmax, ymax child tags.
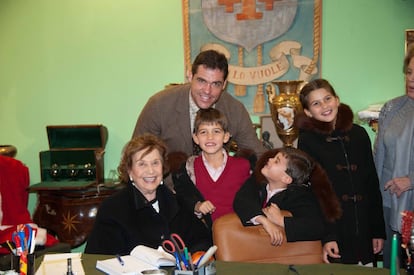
<box><xmin>401</xmin><ymin>210</ymin><xmax>414</xmax><ymax>248</ymax></box>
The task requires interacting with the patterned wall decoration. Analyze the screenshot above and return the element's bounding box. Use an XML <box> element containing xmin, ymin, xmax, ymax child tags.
<box><xmin>182</xmin><ymin>0</ymin><xmax>322</xmax><ymax>115</ymax></box>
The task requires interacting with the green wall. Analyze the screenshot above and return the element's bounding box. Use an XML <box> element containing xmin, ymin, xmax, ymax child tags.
<box><xmin>0</xmin><ymin>0</ymin><xmax>413</xmax><ymax>249</ymax></box>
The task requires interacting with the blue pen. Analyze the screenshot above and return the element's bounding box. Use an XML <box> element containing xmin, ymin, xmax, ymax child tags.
<box><xmin>116</xmin><ymin>254</ymin><xmax>125</xmax><ymax>266</ymax></box>
<box><xmin>173</xmin><ymin>252</ymin><xmax>182</xmax><ymax>270</ymax></box>
<box><xmin>24</xmin><ymin>224</ymin><xmax>33</xmax><ymax>252</ymax></box>
<box><xmin>17</xmin><ymin>231</ymin><xmax>26</xmax><ymax>252</ymax></box>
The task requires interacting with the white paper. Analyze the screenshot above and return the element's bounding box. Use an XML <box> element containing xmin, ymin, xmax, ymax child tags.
<box><xmin>96</xmin><ymin>246</ymin><xmax>175</xmax><ymax>275</ymax></box>
<box><xmin>130</xmin><ymin>246</ymin><xmax>175</xmax><ymax>267</ymax></box>
<box><xmin>35</xmin><ymin>253</ymin><xmax>85</xmax><ymax>275</ymax></box>
<box><xmin>96</xmin><ymin>255</ymin><xmax>154</xmax><ymax>275</ymax></box>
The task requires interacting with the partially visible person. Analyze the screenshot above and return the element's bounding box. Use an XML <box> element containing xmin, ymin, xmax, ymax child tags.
<box><xmin>85</xmin><ymin>134</ymin><xmax>210</xmax><ymax>255</ymax></box>
<box><xmin>172</xmin><ymin>108</ymin><xmax>252</xmax><ymax>229</ymax></box>
<box><xmin>295</xmin><ymin>78</ymin><xmax>386</xmax><ymax>265</ymax></box>
<box><xmin>233</xmin><ymin>147</ymin><xmax>341</xmax><ymax>246</ymax></box>
<box><xmin>0</xmin><ymin>155</ymin><xmax>59</xmax><ymax>254</ymax></box>
<box><xmin>132</xmin><ymin>49</ymin><xmax>264</xmax><ymax>159</ymax></box>
<box><xmin>374</xmin><ymin>45</ymin><xmax>414</xmax><ymax>268</ymax></box>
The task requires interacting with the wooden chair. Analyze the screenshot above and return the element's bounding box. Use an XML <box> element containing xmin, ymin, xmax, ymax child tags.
<box><xmin>212</xmin><ymin>213</ymin><xmax>323</xmax><ymax>264</ymax></box>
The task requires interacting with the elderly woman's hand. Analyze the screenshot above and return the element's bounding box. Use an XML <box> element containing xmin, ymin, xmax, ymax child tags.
<box><xmin>384</xmin><ymin>177</ymin><xmax>412</xmax><ymax>197</ymax></box>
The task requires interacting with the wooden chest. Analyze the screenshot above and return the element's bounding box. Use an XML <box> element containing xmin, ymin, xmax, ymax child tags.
<box><xmin>29</xmin><ymin>124</ymin><xmax>124</xmax><ymax>247</ymax></box>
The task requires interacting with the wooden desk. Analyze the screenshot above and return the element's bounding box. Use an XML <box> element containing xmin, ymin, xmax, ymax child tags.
<box><xmin>63</xmin><ymin>254</ymin><xmax>395</xmax><ymax>275</ymax></box>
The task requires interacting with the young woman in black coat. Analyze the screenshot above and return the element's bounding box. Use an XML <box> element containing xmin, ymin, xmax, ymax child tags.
<box><xmin>295</xmin><ymin>79</ymin><xmax>386</xmax><ymax>265</ymax></box>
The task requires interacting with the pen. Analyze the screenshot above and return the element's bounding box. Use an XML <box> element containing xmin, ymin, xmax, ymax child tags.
<box><xmin>29</xmin><ymin>229</ymin><xmax>36</xmax><ymax>254</ymax></box>
<box><xmin>5</xmin><ymin>241</ymin><xmax>16</xmax><ymax>255</ymax></box>
<box><xmin>116</xmin><ymin>254</ymin><xmax>125</xmax><ymax>266</ymax></box>
<box><xmin>187</xmin><ymin>251</ymin><xmax>195</xmax><ymax>271</ymax></box>
<box><xmin>66</xmin><ymin>258</ymin><xmax>74</xmax><ymax>275</ymax></box>
<box><xmin>183</xmin><ymin>247</ymin><xmax>191</xmax><ymax>270</ymax></box>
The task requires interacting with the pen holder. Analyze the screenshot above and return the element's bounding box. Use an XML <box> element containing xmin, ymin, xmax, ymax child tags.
<box><xmin>174</xmin><ymin>261</ymin><xmax>216</xmax><ymax>275</ymax></box>
<box><xmin>11</xmin><ymin>253</ymin><xmax>35</xmax><ymax>275</ymax></box>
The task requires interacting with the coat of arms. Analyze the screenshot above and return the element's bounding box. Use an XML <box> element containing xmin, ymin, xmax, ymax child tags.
<box><xmin>183</xmin><ymin>0</ymin><xmax>322</xmax><ymax>114</ymax></box>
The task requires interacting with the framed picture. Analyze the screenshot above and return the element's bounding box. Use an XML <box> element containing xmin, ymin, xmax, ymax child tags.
<box><xmin>182</xmin><ymin>0</ymin><xmax>322</xmax><ymax>115</ymax></box>
<box><xmin>406</xmin><ymin>29</ymin><xmax>414</xmax><ymax>54</ymax></box>
<box><xmin>260</xmin><ymin>115</ymin><xmax>297</xmax><ymax>149</ymax></box>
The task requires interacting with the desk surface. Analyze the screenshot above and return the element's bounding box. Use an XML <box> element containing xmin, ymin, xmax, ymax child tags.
<box><xmin>71</xmin><ymin>254</ymin><xmax>393</xmax><ymax>275</ymax></box>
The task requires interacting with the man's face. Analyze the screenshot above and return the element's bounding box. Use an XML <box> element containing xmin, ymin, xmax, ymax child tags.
<box><xmin>188</xmin><ymin>65</ymin><xmax>227</xmax><ymax>109</ymax></box>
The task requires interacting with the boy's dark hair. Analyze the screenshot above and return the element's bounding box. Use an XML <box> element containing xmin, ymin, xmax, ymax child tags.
<box><xmin>192</xmin><ymin>50</ymin><xmax>229</xmax><ymax>81</ymax></box>
<box><xmin>193</xmin><ymin>108</ymin><xmax>229</xmax><ymax>133</ymax></box>
<box><xmin>254</xmin><ymin>148</ymin><xmax>342</xmax><ymax>222</ymax></box>
<box><xmin>254</xmin><ymin>148</ymin><xmax>312</xmax><ymax>186</ymax></box>
<box><xmin>280</xmin><ymin>147</ymin><xmax>313</xmax><ymax>186</ymax></box>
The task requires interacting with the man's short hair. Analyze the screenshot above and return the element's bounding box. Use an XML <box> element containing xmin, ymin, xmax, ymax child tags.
<box><xmin>192</xmin><ymin>50</ymin><xmax>229</xmax><ymax>80</ymax></box>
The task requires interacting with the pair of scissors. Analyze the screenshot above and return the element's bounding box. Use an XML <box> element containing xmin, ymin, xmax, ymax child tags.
<box><xmin>162</xmin><ymin>233</ymin><xmax>189</xmax><ymax>270</ymax></box>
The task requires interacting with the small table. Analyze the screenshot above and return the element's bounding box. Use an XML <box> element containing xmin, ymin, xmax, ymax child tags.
<box><xmin>30</xmin><ymin>182</ymin><xmax>125</xmax><ymax>248</ymax></box>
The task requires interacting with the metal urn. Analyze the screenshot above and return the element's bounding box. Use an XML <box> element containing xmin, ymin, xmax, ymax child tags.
<box><xmin>266</xmin><ymin>80</ymin><xmax>304</xmax><ymax>147</ymax></box>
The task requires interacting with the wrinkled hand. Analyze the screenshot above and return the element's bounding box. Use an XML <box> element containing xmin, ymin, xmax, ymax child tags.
<box><xmin>323</xmin><ymin>241</ymin><xmax>341</xmax><ymax>263</ymax></box>
<box><xmin>195</xmin><ymin>201</ymin><xmax>216</xmax><ymax>215</ymax></box>
<box><xmin>384</xmin><ymin>177</ymin><xmax>412</xmax><ymax>197</ymax></box>
<box><xmin>372</xmin><ymin>238</ymin><xmax>384</xmax><ymax>254</ymax></box>
<box><xmin>263</xmin><ymin>203</ymin><xmax>284</xmax><ymax>227</ymax></box>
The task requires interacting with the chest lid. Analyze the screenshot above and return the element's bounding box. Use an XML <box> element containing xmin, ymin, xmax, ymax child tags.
<box><xmin>46</xmin><ymin>124</ymin><xmax>108</xmax><ymax>150</ymax></box>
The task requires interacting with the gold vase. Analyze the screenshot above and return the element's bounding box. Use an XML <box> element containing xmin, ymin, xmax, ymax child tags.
<box><xmin>266</xmin><ymin>80</ymin><xmax>304</xmax><ymax>147</ymax></box>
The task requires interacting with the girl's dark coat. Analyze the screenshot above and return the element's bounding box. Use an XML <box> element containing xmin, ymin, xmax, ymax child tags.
<box><xmin>295</xmin><ymin>104</ymin><xmax>386</xmax><ymax>264</ymax></box>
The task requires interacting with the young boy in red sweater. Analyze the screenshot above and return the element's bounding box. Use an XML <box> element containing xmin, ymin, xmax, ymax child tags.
<box><xmin>172</xmin><ymin>108</ymin><xmax>252</xmax><ymax>229</ymax></box>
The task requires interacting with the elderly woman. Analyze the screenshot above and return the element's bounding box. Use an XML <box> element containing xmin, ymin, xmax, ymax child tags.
<box><xmin>85</xmin><ymin>134</ymin><xmax>210</xmax><ymax>255</ymax></box>
<box><xmin>374</xmin><ymin>45</ymin><xmax>414</xmax><ymax>268</ymax></box>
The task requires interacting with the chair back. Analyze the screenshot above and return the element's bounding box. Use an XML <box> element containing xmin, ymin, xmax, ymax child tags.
<box><xmin>212</xmin><ymin>213</ymin><xmax>323</xmax><ymax>264</ymax></box>
<box><xmin>0</xmin><ymin>155</ymin><xmax>32</xmax><ymax>225</ymax></box>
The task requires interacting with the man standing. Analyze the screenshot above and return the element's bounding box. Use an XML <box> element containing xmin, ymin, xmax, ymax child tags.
<box><xmin>132</xmin><ymin>50</ymin><xmax>264</xmax><ymax>158</ymax></box>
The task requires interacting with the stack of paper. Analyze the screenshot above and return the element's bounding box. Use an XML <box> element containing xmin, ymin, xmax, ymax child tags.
<box><xmin>35</xmin><ymin>253</ymin><xmax>85</xmax><ymax>275</ymax></box>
